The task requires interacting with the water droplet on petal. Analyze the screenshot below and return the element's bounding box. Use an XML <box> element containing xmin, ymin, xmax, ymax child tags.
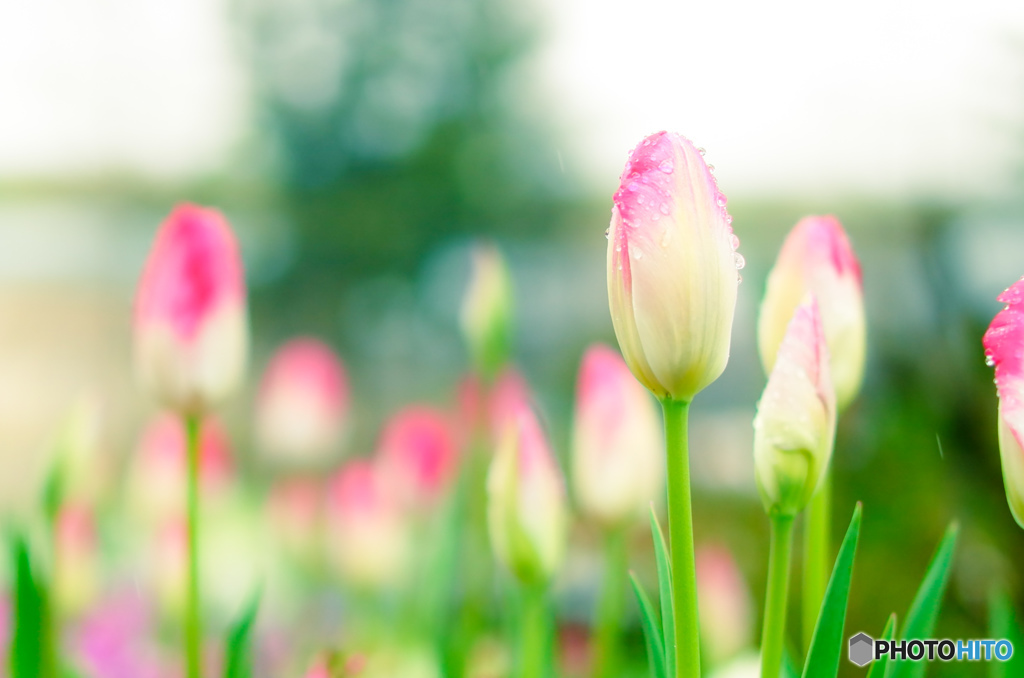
<box><xmin>986</xmin><ymin>355</ymin><xmax>996</xmax><ymax>367</ymax></box>
<box><xmin>716</xmin><ymin>196</ymin><xmax>727</xmax><ymax>207</ymax></box>
<box><xmin>659</xmin><ymin>203</ymin><xmax>670</xmax><ymax>215</ymax></box>
<box><xmin>633</xmin><ymin>249</ymin><xmax>644</xmax><ymax>260</ymax></box>
<box><xmin>658</xmin><ymin>160</ymin><xmax>674</xmax><ymax>173</ymax></box>
<box><xmin>733</xmin><ymin>252</ymin><xmax>746</xmax><ymax>270</ymax></box>
<box><xmin>698</xmin><ymin>147</ymin><xmax>706</xmax><ymax>156</ymax></box>
<box><xmin>736</xmin><ymin>272</ymin><xmax>743</xmax><ymax>284</ymax></box>
<box><xmin>730</xmin><ymin>234</ymin><xmax>740</xmax><ymax>250</ymax></box>
<box><xmin>637</xmin><ymin>195</ymin><xmax>645</xmax><ymax>205</ymax></box>
<box><xmin>605</xmin><ymin>228</ymin><xmax>610</xmax><ymax>240</ymax></box>
<box><xmin>660</xmin><ymin>230</ymin><xmax>671</xmax><ymax>247</ymax></box>
<box><xmin>725</xmin><ymin>214</ymin><xmax>733</xmax><ymax>225</ymax></box>
<box><xmin>708</xmin><ymin>164</ymin><xmax>716</xmax><ymax>172</ymax></box>
<box><xmin>628</xmin><ymin>182</ymin><xmax>639</xmax><ymax>192</ymax></box>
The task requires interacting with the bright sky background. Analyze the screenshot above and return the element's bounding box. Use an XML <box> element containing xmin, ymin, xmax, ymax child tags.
<box><xmin>1</xmin><ymin>0</ymin><xmax>1023</xmax><ymax>198</ymax></box>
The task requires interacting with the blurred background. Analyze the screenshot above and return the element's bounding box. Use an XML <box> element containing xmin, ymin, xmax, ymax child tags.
<box><xmin>2</xmin><ymin>0</ymin><xmax>1024</xmax><ymax>676</ymax></box>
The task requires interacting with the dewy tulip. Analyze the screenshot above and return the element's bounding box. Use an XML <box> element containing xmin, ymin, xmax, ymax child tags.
<box><xmin>376</xmin><ymin>405</ymin><xmax>459</xmax><ymax>510</ymax></box>
<box><xmin>571</xmin><ymin>344</ymin><xmax>663</xmax><ymax>526</ymax></box>
<box><xmin>983</xmin><ymin>277</ymin><xmax>1024</xmax><ymax>527</ymax></box>
<box><xmin>607</xmin><ymin>131</ymin><xmax>741</xmax><ymax>402</ymax></box>
<box><xmin>256</xmin><ymin>337</ymin><xmax>349</xmax><ymax>468</ymax></box>
<box><xmin>758</xmin><ymin>215</ymin><xmax>865</xmax><ymax>411</ymax></box>
<box><xmin>134</xmin><ymin>204</ymin><xmax>248</xmax><ymax>414</ymax></box>
<box><xmin>487</xmin><ymin>403</ymin><xmax>568</xmax><ymax>585</ymax></box>
<box><xmin>460</xmin><ymin>243</ymin><xmax>513</xmax><ymax>379</ymax></box>
<box><xmin>753</xmin><ymin>297</ymin><xmax>836</xmax><ymax>516</ymax></box>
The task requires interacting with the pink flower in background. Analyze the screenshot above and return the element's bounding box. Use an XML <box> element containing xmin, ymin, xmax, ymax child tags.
<box><xmin>54</xmin><ymin>501</ymin><xmax>100</xmax><ymax>618</ymax></box>
<box><xmin>607</xmin><ymin>131</ymin><xmax>740</xmax><ymax>401</ymax></box>
<box><xmin>376</xmin><ymin>405</ymin><xmax>458</xmax><ymax>510</ymax></box>
<box><xmin>73</xmin><ymin>590</ymin><xmax>172</xmax><ymax>678</ymax></box>
<box><xmin>134</xmin><ymin>204</ymin><xmax>248</xmax><ymax>414</ymax></box>
<box><xmin>984</xmin><ymin>277</ymin><xmax>1024</xmax><ymax>528</ymax></box>
<box><xmin>257</xmin><ymin>337</ymin><xmax>349</xmax><ymax>468</ymax></box>
<box><xmin>487</xmin><ymin>367</ymin><xmax>531</xmax><ymax>443</ymax></box>
<box><xmin>268</xmin><ymin>477</ymin><xmax>324</xmax><ymax>560</ymax></box>
<box><xmin>325</xmin><ymin>461</ymin><xmax>410</xmax><ymax>590</ymax></box>
<box><xmin>571</xmin><ymin>344</ymin><xmax>662</xmax><ymax>526</ymax></box>
<box><xmin>696</xmin><ymin>545</ymin><xmax>754</xmax><ymax>666</ymax></box>
<box><xmin>758</xmin><ymin>215</ymin><xmax>865</xmax><ymax>411</ymax></box>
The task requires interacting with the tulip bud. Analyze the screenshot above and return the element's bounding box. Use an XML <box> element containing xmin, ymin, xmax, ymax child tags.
<box><xmin>753</xmin><ymin>297</ymin><xmax>836</xmax><ymax>517</ymax></box>
<box><xmin>376</xmin><ymin>406</ymin><xmax>459</xmax><ymax>511</ymax></box>
<box><xmin>487</xmin><ymin>366</ymin><xmax>531</xmax><ymax>443</ymax></box>
<box><xmin>571</xmin><ymin>344</ymin><xmax>663</xmax><ymax>526</ymax></box>
<box><xmin>487</xmin><ymin>404</ymin><xmax>568</xmax><ymax>585</ymax></box>
<box><xmin>983</xmin><ymin>277</ymin><xmax>1024</xmax><ymax>528</ymax></box>
<box><xmin>134</xmin><ymin>204</ymin><xmax>248</xmax><ymax>414</ymax></box>
<box><xmin>607</xmin><ymin>132</ymin><xmax>741</xmax><ymax>402</ymax></box>
<box><xmin>325</xmin><ymin>461</ymin><xmax>410</xmax><ymax>590</ymax></box>
<box><xmin>696</xmin><ymin>545</ymin><xmax>754</xmax><ymax>666</ymax></box>
<box><xmin>758</xmin><ymin>215</ymin><xmax>865</xmax><ymax>411</ymax></box>
<box><xmin>460</xmin><ymin>244</ymin><xmax>513</xmax><ymax>379</ymax></box>
<box><xmin>256</xmin><ymin>337</ymin><xmax>350</xmax><ymax>468</ymax></box>
<box><xmin>53</xmin><ymin>502</ymin><xmax>99</xmax><ymax>618</ymax></box>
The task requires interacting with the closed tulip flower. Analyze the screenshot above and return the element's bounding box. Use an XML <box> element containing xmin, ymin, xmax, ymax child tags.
<box><xmin>487</xmin><ymin>404</ymin><xmax>568</xmax><ymax>586</ymax></box>
<box><xmin>607</xmin><ymin>131</ymin><xmax>741</xmax><ymax>403</ymax></box>
<box><xmin>983</xmin><ymin>277</ymin><xmax>1024</xmax><ymax>527</ymax></box>
<box><xmin>572</xmin><ymin>344</ymin><xmax>662</xmax><ymax>526</ymax></box>
<box><xmin>461</xmin><ymin>243</ymin><xmax>513</xmax><ymax>380</ymax></box>
<box><xmin>134</xmin><ymin>204</ymin><xmax>248</xmax><ymax>414</ymax></box>
<box><xmin>376</xmin><ymin>405</ymin><xmax>459</xmax><ymax>511</ymax></box>
<box><xmin>753</xmin><ymin>297</ymin><xmax>836</xmax><ymax>517</ymax></box>
<box><xmin>256</xmin><ymin>337</ymin><xmax>349</xmax><ymax>468</ymax></box>
<box><xmin>758</xmin><ymin>215</ymin><xmax>865</xmax><ymax>411</ymax></box>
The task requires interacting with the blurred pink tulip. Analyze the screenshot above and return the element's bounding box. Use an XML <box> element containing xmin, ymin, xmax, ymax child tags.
<box><xmin>759</xmin><ymin>215</ymin><xmax>865</xmax><ymax>411</ymax></box>
<box><xmin>54</xmin><ymin>501</ymin><xmax>100</xmax><ymax>618</ymax></box>
<box><xmin>376</xmin><ymin>405</ymin><xmax>459</xmax><ymax>510</ymax></box>
<box><xmin>73</xmin><ymin>590</ymin><xmax>172</xmax><ymax>678</ymax></box>
<box><xmin>696</xmin><ymin>545</ymin><xmax>754</xmax><ymax>666</ymax></box>
<box><xmin>325</xmin><ymin>461</ymin><xmax>410</xmax><ymax>590</ymax></box>
<box><xmin>571</xmin><ymin>344</ymin><xmax>662</xmax><ymax>526</ymax></box>
<box><xmin>607</xmin><ymin>131</ymin><xmax>740</xmax><ymax>402</ymax></box>
<box><xmin>984</xmin><ymin>277</ymin><xmax>1024</xmax><ymax>527</ymax></box>
<box><xmin>257</xmin><ymin>337</ymin><xmax>349</xmax><ymax>468</ymax></box>
<box><xmin>487</xmin><ymin>367</ymin><xmax>531</xmax><ymax>443</ymax></box>
<box><xmin>134</xmin><ymin>204</ymin><xmax>248</xmax><ymax>414</ymax></box>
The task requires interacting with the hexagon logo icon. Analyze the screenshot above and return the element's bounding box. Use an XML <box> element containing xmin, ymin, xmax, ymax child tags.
<box><xmin>849</xmin><ymin>632</ymin><xmax>874</xmax><ymax>667</ymax></box>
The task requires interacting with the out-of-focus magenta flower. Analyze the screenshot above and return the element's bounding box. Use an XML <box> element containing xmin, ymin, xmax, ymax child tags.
<box><xmin>696</xmin><ymin>545</ymin><xmax>754</xmax><ymax>666</ymax></box>
<box><xmin>607</xmin><ymin>132</ymin><xmax>741</xmax><ymax>402</ymax></box>
<box><xmin>753</xmin><ymin>298</ymin><xmax>836</xmax><ymax>516</ymax></box>
<box><xmin>376</xmin><ymin>405</ymin><xmax>459</xmax><ymax>510</ymax></box>
<box><xmin>73</xmin><ymin>590</ymin><xmax>172</xmax><ymax>678</ymax></box>
<box><xmin>130</xmin><ymin>414</ymin><xmax>233</xmax><ymax>521</ymax></box>
<box><xmin>984</xmin><ymin>277</ymin><xmax>1024</xmax><ymax>527</ymax></box>
<box><xmin>134</xmin><ymin>204</ymin><xmax>248</xmax><ymax>414</ymax></box>
<box><xmin>325</xmin><ymin>461</ymin><xmax>410</xmax><ymax>590</ymax></box>
<box><xmin>256</xmin><ymin>337</ymin><xmax>350</xmax><ymax>468</ymax></box>
<box><xmin>487</xmin><ymin>367</ymin><xmax>531</xmax><ymax>443</ymax></box>
<box><xmin>268</xmin><ymin>478</ymin><xmax>324</xmax><ymax>563</ymax></box>
<box><xmin>758</xmin><ymin>215</ymin><xmax>865</xmax><ymax>411</ymax></box>
<box><xmin>571</xmin><ymin>344</ymin><xmax>662</xmax><ymax>526</ymax></box>
<box><xmin>54</xmin><ymin>501</ymin><xmax>99</xmax><ymax>618</ymax></box>
<box><xmin>460</xmin><ymin>243</ymin><xmax>513</xmax><ymax>379</ymax></box>
<box><xmin>487</xmin><ymin>404</ymin><xmax>568</xmax><ymax>585</ymax></box>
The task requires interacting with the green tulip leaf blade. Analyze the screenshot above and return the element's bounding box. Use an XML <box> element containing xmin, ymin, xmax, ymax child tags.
<box><xmin>649</xmin><ymin>507</ymin><xmax>675</xmax><ymax>678</ymax></box>
<box><xmin>630</xmin><ymin>571</ymin><xmax>666</xmax><ymax>678</ymax></box>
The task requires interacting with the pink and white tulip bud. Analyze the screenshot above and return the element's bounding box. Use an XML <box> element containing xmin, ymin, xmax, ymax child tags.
<box><xmin>487</xmin><ymin>404</ymin><xmax>568</xmax><ymax>585</ymax></box>
<box><xmin>696</xmin><ymin>545</ymin><xmax>754</xmax><ymax>666</ymax></box>
<box><xmin>983</xmin><ymin>277</ymin><xmax>1024</xmax><ymax>527</ymax></box>
<box><xmin>753</xmin><ymin>297</ymin><xmax>836</xmax><ymax>516</ymax></box>
<box><xmin>256</xmin><ymin>337</ymin><xmax>350</xmax><ymax>468</ymax></box>
<box><xmin>571</xmin><ymin>344</ymin><xmax>663</xmax><ymax>526</ymax></box>
<box><xmin>325</xmin><ymin>461</ymin><xmax>410</xmax><ymax>590</ymax></box>
<box><xmin>134</xmin><ymin>204</ymin><xmax>248</xmax><ymax>414</ymax></box>
<box><xmin>376</xmin><ymin>406</ymin><xmax>459</xmax><ymax>511</ymax></box>
<box><xmin>758</xmin><ymin>215</ymin><xmax>865</xmax><ymax>411</ymax></box>
<box><xmin>460</xmin><ymin>244</ymin><xmax>513</xmax><ymax>380</ymax></box>
<box><xmin>53</xmin><ymin>502</ymin><xmax>99</xmax><ymax>618</ymax></box>
<box><xmin>487</xmin><ymin>367</ymin><xmax>531</xmax><ymax>443</ymax></box>
<box><xmin>607</xmin><ymin>132</ymin><xmax>741</xmax><ymax>402</ymax></box>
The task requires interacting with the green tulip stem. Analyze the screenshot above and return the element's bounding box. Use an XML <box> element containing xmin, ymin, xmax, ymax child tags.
<box><xmin>518</xmin><ymin>583</ymin><xmax>550</xmax><ymax>678</ymax></box>
<box><xmin>802</xmin><ymin>472</ymin><xmax>831</xmax><ymax>655</ymax></box>
<box><xmin>594</xmin><ymin>526</ymin><xmax>628</xmax><ymax>678</ymax></box>
<box><xmin>662</xmin><ymin>398</ymin><xmax>701</xmax><ymax>678</ymax></box>
<box><xmin>761</xmin><ymin>513</ymin><xmax>796</xmax><ymax>678</ymax></box>
<box><xmin>184</xmin><ymin>414</ymin><xmax>202</xmax><ymax>678</ymax></box>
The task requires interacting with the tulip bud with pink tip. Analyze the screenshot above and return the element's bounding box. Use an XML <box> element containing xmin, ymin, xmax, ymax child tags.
<box><xmin>325</xmin><ymin>461</ymin><xmax>410</xmax><ymax>590</ymax></box>
<box><xmin>461</xmin><ymin>244</ymin><xmax>513</xmax><ymax>380</ymax></box>
<box><xmin>53</xmin><ymin>501</ymin><xmax>100</xmax><ymax>618</ymax></box>
<box><xmin>696</xmin><ymin>545</ymin><xmax>754</xmax><ymax>666</ymax></box>
<box><xmin>487</xmin><ymin>404</ymin><xmax>568</xmax><ymax>585</ymax></box>
<box><xmin>376</xmin><ymin>405</ymin><xmax>459</xmax><ymax>510</ymax></box>
<box><xmin>758</xmin><ymin>215</ymin><xmax>865</xmax><ymax>411</ymax></box>
<box><xmin>134</xmin><ymin>204</ymin><xmax>248</xmax><ymax>414</ymax></box>
<box><xmin>984</xmin><ymin>277</ymin><xmax>1024</xmax><ymax>527</ymax></box>
<box><xmin>753</xmin><ymin>297</ymin><xmax>836</xmax><ymax>516</ymax></box>
<box><xmin>571</xmin><ymin>344</ymin><xmax>662</xmax><ymax>526</ymax></box>
<box><xmin>607</xmin><ymin>132</ymin><xmax>741</xmax><ymax>402</ymax></box>
<box><xmin>256</xmin><ymin>337</ymin><xmax>350</xmax><ymax>468</ymax></box>
<box><xmin>487</xmin><ymin>366</ymin><xmax>531</xmax><ymax>443</ymax></box>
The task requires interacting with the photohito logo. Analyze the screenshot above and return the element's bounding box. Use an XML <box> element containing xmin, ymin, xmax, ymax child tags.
<box><xmin>848</xmin><ymin>632</ymin><xmax>1013</xmax><ymax>666</ymax></box>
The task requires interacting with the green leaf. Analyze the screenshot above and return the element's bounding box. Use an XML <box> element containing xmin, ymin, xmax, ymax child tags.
<box><xmin>988</xmin><ymin>587</ymin><xmax>1024</xmax><ymax>678</ymax></box>
<box><xmin>866</xmin><ymin>614</ymin><xmax>897</xmax><ymax>678</ymax></box>
<box><xmin>886</xmin><ymin>522</ymin><xmax>959</xmax><ymax>678</ymax></box>
<box><xmin>649</xmin><ymin>507</ymin><xmax>674</xmax><ymax>678</ymax></box>
<box><xmin>802</xmin><ymin>503</ymin><xmax>863</xmax><ymax>678</ymax></box>
<box><xmin>9</xmin><ymin>532</ymin><xmax>55</xmax><ymax>678</ymax></box>
<box><xmin>223</xmin><ymin>590</ymin><xmax>261</xmax><ymax>678</ymax></box>
<box><xmin>630</xmin><ymin>572</ymin><xmax>666</xmax><ymax>678</ymax></box>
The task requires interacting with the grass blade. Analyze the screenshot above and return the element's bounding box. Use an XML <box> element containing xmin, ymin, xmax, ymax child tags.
<box><xmin>886</xmin><ymin>522</ymin><xmax>959</xmax><ymax>678</ymax></box>
<box><xmin>630</xmin><ymin>572</ymin><xmax>666</xmax><ymax>678</ymax></box>
<box><xmin>866</xmin><ymin>614</ymin><xmax>897</xmax><ymax>678</ymax></box>
<box><xmin>802</xmin><ymin>503</ymin><xmax>863</xmax><ymax>678</ymax></box>
<box><xmin>223</xmin><ymin>590</ymin><xmax>261</xmax><ymax>678</ymax></box>
<box><xmin>988</xmin><ymin>587</ymin><xmax>1024</xmax><ymax>678</ymax></box>
<box><xmin>650</xmin><ymin>507</ymin><xmax>674</xmax><ymax>678</ymax></box>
